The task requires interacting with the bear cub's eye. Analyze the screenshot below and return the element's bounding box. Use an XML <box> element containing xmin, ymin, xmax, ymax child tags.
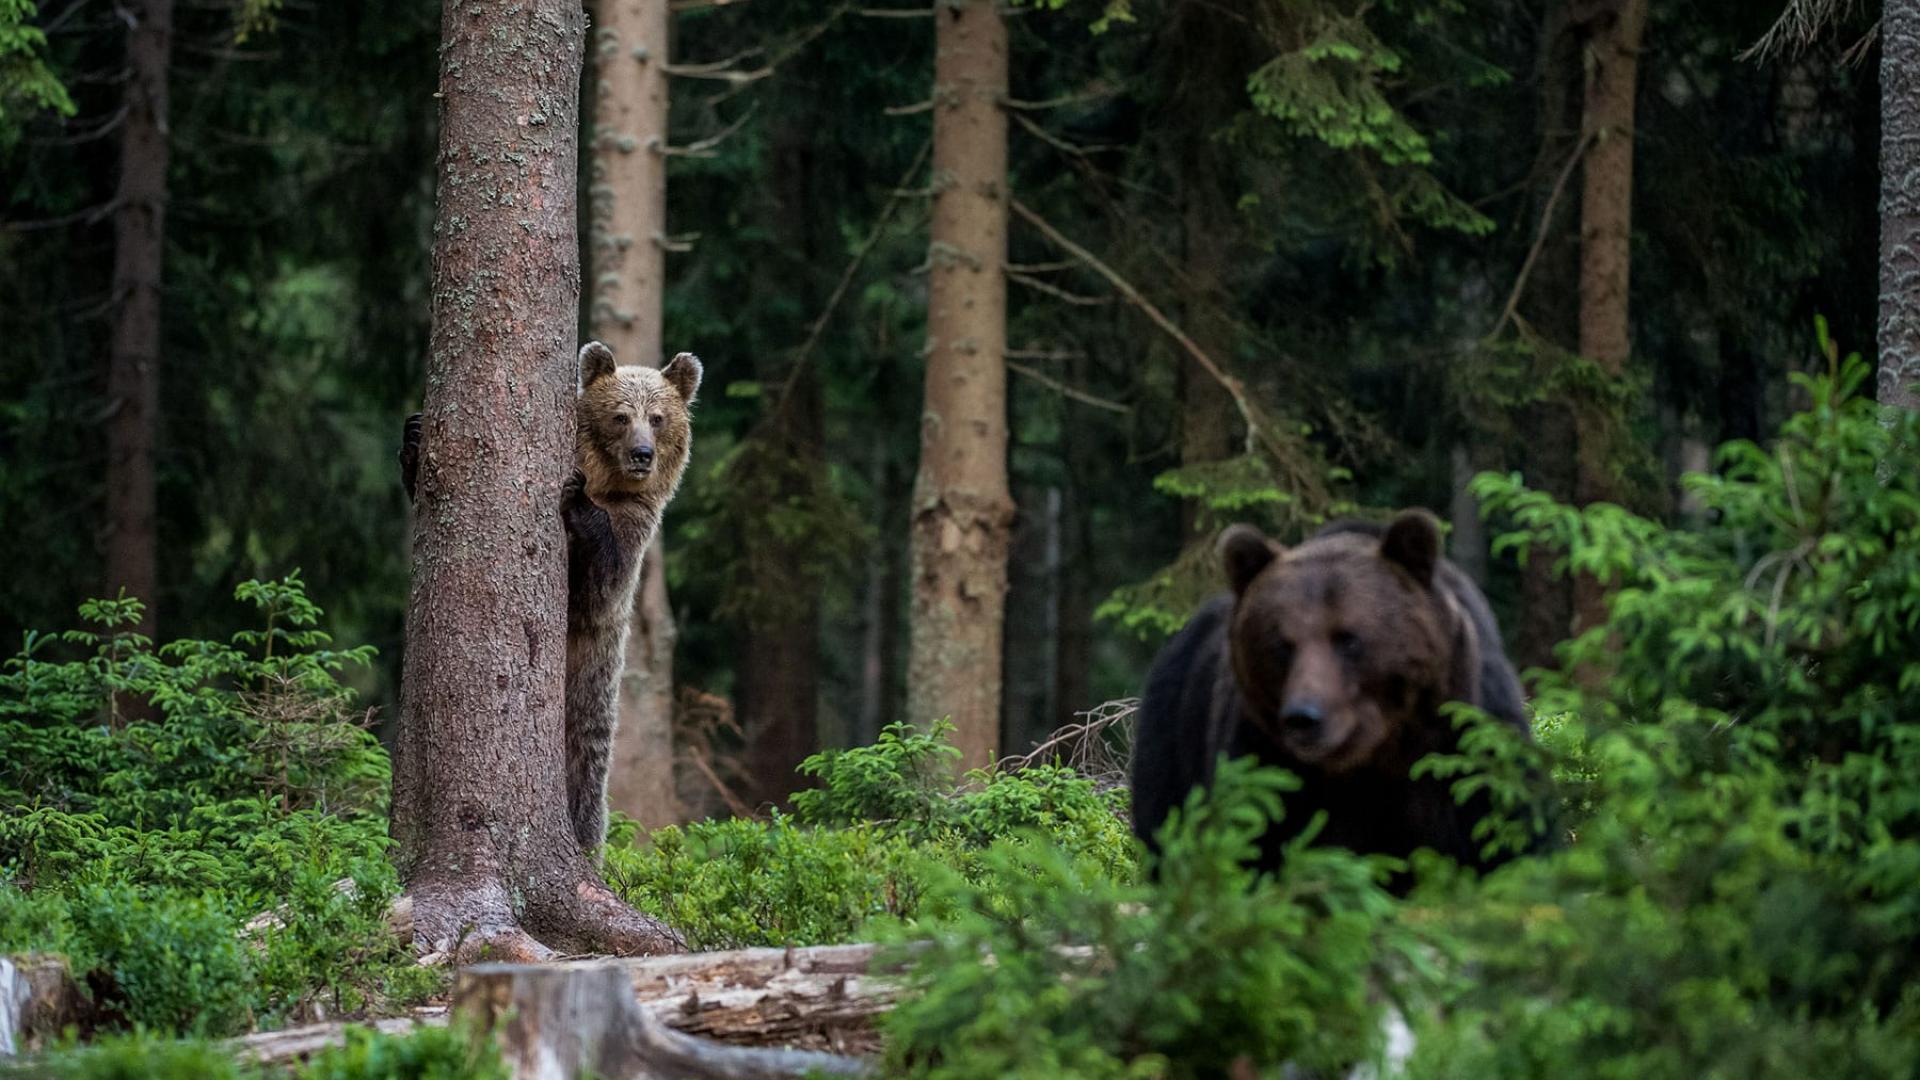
<box><xmin>649</xmin><ymin>413</ymin><xmax>665</xmax><ymax>429</ymax></box>
<box><xmin>1331</xmin><ymin>630</ymin><xmax>1363</xmax><ymax>660</ymax></box>
<box><xmin>612</xmin><ymin>413</ymin><xmax>632</xmax><ymax>428</ymax></box>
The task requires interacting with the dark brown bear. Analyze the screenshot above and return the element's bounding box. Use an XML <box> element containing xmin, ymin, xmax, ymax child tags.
<box><xmin>1129</xmin><ymin>510</ymin><xmax>1530</xmax><ymax>879</ymax></box>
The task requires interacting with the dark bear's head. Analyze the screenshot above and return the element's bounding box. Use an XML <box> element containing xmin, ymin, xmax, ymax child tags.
<box><xmin>575</xmin><ymin>341</ymin><xmax>701</xmax><ymax>500</ymax></box>
<box><xmin>1217</xmin><ymin>511</ymin><xmax>1472</xmax><ymax>775</ymax></box>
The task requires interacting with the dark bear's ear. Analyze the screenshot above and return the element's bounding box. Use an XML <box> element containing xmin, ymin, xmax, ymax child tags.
<box><xmin>1218</xmin><ymin>524</ymin><xmax>1282</xmax><ymax>596</ymax></box>
<box><xmin>662</xmin><ymin>351</ymin><xmax>703</xmax><ymax>404</ymax></box>
<box><xmin>1380</xmin><ymin>509</ymin><xmax>1442</xmax><ymax>587</ymax></box>
<box><xmin>579</xmin><ymin>341</ymin><xmax>617</xmax><ymax>388</ymax></box>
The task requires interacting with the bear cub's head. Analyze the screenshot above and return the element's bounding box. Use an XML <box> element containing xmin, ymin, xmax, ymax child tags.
<box><xmin>1217</xmin><ymin>510</ymin><xmax>1470</xmax><ymax>776</ymax></box>
<box><xmin>575</xmin><ymin>341</ymin><xmax>702</xmax><ymax>501</ymax></box>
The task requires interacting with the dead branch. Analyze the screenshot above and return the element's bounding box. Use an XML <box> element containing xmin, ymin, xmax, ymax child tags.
<box><xmin>663</xmin><ymin>107</ymin><xmax>757</xmax><ymax>159</ymax></box>
<box><xmin>997</xmin><ymin>698</ymin><xmax>1138</xmax><ymax>787</ymax></box>
<box><xmin>1009</xmin><ymin>198</ymin><xmax>1263</xmax><ymax>454</ymax></box>
<box><xmin>1484</xmin><ymin>129</ymin><xmax>1593</xmax><ymax>344</ymax></box>
<box><xmin>1008</xmin><ymin>269</ymin><xmax>1113</xmax><ymax>306</ymax></box>
<box><xmin>1008</xmin><ymin>361</ymin><xmax>1130</xmax><ymax>415</ymax></box>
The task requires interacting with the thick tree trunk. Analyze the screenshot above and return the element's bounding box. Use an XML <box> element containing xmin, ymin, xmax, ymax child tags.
<box><xmin>391</xmin><ymin>0</ymin><xmax>681</xmax><ymax>962</ymax></box>
<box><xmin>740</xmin><ymin>119</ymin><xmax>825</xmax><ymax>806</ymax></box>
<box><xmin>1883</xmin><ymin>0</ymin><xmax>1920</xmax><ymax>410</ymax></box>
<box><xmin>104</xmin><ymin>0</ymin><xmax>171</xmax><ymax>638</ymax></box>
<box><xmin>906</xmin><ymin>0</ymin><xmax>1014</xmax><ymax>772</ymax></box>
<box><xmin>587</xmin><ymin>0</ymin><xmax>681</xmax><ymax>831</ymax></box>
<box><xmin>1571</xmin><ymin>0</ymin><xmax>1647</xmax><ymax>634</ymax></box>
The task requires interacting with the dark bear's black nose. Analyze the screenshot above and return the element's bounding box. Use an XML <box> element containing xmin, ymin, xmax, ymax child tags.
<box><xmin>630</xmin><ymin>446</ymin><xmax>655</xmax><ymax>466</ymax></box>
<box><xmin>1280</xmin><ymin>701</ymin><xmax>1324</xmax><ymax>736</ymax></box>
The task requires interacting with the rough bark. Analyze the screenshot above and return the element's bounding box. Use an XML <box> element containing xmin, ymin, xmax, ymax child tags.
<box><xmin>588</xmin><ymin>0</ymin><xmax>682</xmax><ymax>831</ymax></box>
<box><xmin>740</xmin><ymin>117</ymin><xmax>825</xmax><ymax>807</ymax></box>
<box><xmin>454</xmin><ymin>963</ymin><xmax>874</xmax><ymax>1079</ymax></box>
<box><xmin>906</xmin><ymin>0</ymin><xmax>1014</xmax><ymax>772</ymax></box>
<box><xmin>390</xmin><ymin>0</ymin><xmax>682</xmax><ymax>962</ymax></box>
<box><xmin>104</xmin><ymin>0</ymin><xmax>172</xmax><ymax>638</ymax></box>
<box><xmin>1571</xmin><ymin>0</ymin><xmax>1647</xmax><ymax>635</ymax></box>
<box><xmin>1883</xmin><ymin>0</ymin><xmax>1920</xmax><ymax>410</ymax></box>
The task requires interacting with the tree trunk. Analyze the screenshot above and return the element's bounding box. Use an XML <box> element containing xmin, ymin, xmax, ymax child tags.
<box><xmin>587</xmin><ymin>0</ymin><xmax>681</xmax><ymax>831</ymax></box>
<box><xmin>1448</xmin><ymin>444</ymin><xmax>1488</xmax><ymax>586</ymax></box>
<box><xmin>1571</xmin><ymin>0</ymin><xmax>1647</xmax><ymax>634</ymax></box>
<box><xmin>104</xmin><ymin>0</ymin><xmax>171</xmax><ymax>638</ymax></box>
<box><xmin>739</xmin><ymin>117</ymin><xmax>825</xmax><ymax>806</ymax></box>
<box><xmin>390</xmin><ymin>0</ymin><xmax>681</xmax><ymax>963</ymax></box>
<box><xmin>906</xmin><ymin>0</ymin><xmax>1014</xmax><ymax>772</ymax></box>
<box><xmin>1882</xmin><ymin>0</ymin><xmax>1920</xmax><ymax>410</ymax></box>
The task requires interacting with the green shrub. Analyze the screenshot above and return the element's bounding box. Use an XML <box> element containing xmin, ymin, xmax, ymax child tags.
<box><xmin>610</xmin><ymin>722</ymin><xmax>1137</xmax><ymax>949</ymax></box>
<box><xmin>0</xmin><ymin>575</ymin><xmax>435</xmax><ymax>1035</ymax></box>
<box><xmin>5</xmin><ymin>1033</ymin><xmax>251</xmax><ymax>1080</ymax></box>
<box><xmin>66</xmin><ymin>885</ymin><xmax>253</xmax><ymax>1037</ymax></box>
<box><xmin>1400</xmin><ymin>347</ymin><xmax>1920</xmax><ymax>1077</ymax></box>
<box><xmin>297</xmin><ymin>1023</ymin><xmax>510</xmax><ymax>1080</ymax></box>
<box><xmin>882</xmin><ymin>757</ymin><xmax>1420</xmax><ymax>1079</ymax></box>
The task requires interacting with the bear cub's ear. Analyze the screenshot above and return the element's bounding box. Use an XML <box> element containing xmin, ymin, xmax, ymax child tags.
<box><xmin>1380</xmin><ymin>509</ymin><xmax>1442</xmax><ymax>587</ymax></box>
<box><xmin>579</xmin><ymin>341</ymin><xmax>617</xmax><ymax>388</ymax></box>
<box><xmin>663</xmin><ymin>351</ymin><xmax>703</xmax><ymax>405</ymax></box>
<box><xmin>1218</xmin><ymin>524</ymin><xmax>1283</xmax><ymax>596</ymax></box>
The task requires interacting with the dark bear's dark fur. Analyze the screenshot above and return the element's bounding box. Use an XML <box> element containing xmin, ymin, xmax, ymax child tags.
<box><xmin>1130</xmin><ymin>511</ymin><xmax>1531</xmax><ymax>883</ymax></box>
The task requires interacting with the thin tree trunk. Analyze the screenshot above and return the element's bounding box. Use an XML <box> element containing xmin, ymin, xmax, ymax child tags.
<box><xmin>1448</xmin><ymin>444</ymin><xmax>1488</xmax><ymax>586</ymax></box>
<box><xmin>1883</xmin><ymin>0</ymin><xmax>1920</xmax><ymax>410</ymax></box>
<box><xmin>587</xmin><ymin>0</ymin><xmax>680</xmax><ymax>830</ymax></box>
<box><xmin>906</xmin><ymin>0</ymin><xmax>1013</xmax><ymax>772</ymax></box>
<box><xmin>1571</xmin><ymin>0</ymin><xmax>1646</xmax><ymax>635</ymax></box>
<box><xmin>856</xmin><ymin>428</ymin><xmax>902</xmax><ymax>748</ymax></box>
<box><xmin>391</xmin><ymin>0</ymin><xmax>681</xmax><ymax>963</ymax></box>
<box><xmin>739</xmin><ymin>117</ymin><xmax>825</xmax><ymax>806</ymax></box>
<box><xmin>104</xmin><ymin>0</ymin><xmax>171</xmax><ymax>637</ymax></box>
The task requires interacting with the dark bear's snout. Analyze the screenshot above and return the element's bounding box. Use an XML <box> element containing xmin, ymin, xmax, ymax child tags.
<box><xmin>1279</xmin><ymin>699</ymin><xmax>1325</xmax><ymax>736</ymax></box>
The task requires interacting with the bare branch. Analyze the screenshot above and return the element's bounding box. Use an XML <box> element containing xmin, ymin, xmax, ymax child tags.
<box><xmin>1010</xmin><ymin>198</ymin><xmax>1264</xmax><ymax>454</ymax></box>
<box><xmin>1740</xmin><ymin>0</ymin><xmax>1863</xmax><ymax>61</ymax></box>
<box><xmin>856</xmin><ymin>6</ymin><xmax>932</xmax><ymax>15</ymax></box>
<box><xmin>1008</xmin><ymin>268</ymin><xmax>1113</xmax><ymax>306</ymax></box>
<box><xmin>3</xmin><ymin>197</ymin><xmax>122</xmax><ymax>232</ymax></box>
<box><xmin>662</xmin><ymin>106</ymin><xmax>756</xmax><ymax>158</ymax></box>
<box><xmin>884</xmin><ymin>99</ymin><xmax>935</xmax><ymax>116</ymax></box>
<box><xmin>1008</xmin><ymin>360</ymin><xmax>1130</xmax><ymax>414</ymax></box>
<box><xmin>1485</xmin><ymin>129</ymin><xmax>1592</xmax><ymax>343</ymax></box>
<box><xmin>1000</xmin><ymin>84</ymin><xmax>1119</xmax><ymax>112</ymax></box>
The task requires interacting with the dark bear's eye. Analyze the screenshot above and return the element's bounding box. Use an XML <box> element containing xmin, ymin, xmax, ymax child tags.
<box><xmin>1331</xmin><ymin>630</ymin><xmax>1363</xmax><ymax>661</ymax></box>
<box><xmin>612</xmin><ymin>413</ymin><xmax>631</xmax><ymax>428</ymax></box>
<box><xmin>649</xmin><ymin>413</ymin><xmax>665</xmax><ymax>429</ymax></box>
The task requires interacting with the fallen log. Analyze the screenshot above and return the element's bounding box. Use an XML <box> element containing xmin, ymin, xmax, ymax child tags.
<box><xmin>456</xmin><ymin>962</ymin><xmax>874</xmax><ymax>1079</ymax></box>
<box><xmin>619</xmin><ymin>942</ymin><xmax>899</xmax><ymax>1053</ymax></box>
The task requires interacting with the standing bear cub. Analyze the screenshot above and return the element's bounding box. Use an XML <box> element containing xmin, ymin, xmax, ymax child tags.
<box><xmin>1130</xmin><ymin>510</ymin><xmax>1530</xmax><ymax>880</ymax></box>
<box><xmin>401</xmin><ymin>342</ymin><xmax>701</xmax><ymax>855</ymax></box>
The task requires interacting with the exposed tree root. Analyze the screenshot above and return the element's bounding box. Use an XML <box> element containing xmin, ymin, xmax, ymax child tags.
<box><xmin>526</xmin><ymin>876</ymin><xmax>688</xmax><ymax>957</ymax></box>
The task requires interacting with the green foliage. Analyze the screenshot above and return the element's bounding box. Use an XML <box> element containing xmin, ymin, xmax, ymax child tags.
<box><xmin>882</xmin><ymin>758</ymin><xmax>1422</xmax><ymax>1079</ymax></box>
<box><xmin>9</xmin><ymin>1033</ymin><xmax>252</xmax><ymax>1080</ymax></box>
<box><xmin>0</xmin><ymin>0</ymin><xmax>72</xmax><ymax>149</ymax></box>
<box><xmin>607</xmin><ymin>722</ymin><xmax>1136</xmax><ymax>949</ymax></box>
<box><xmin>1401</xmin><ymin>353</ymin><xmax>1920</xmax><ymax>1077</ymax></box>
<box><xmin>0</xmin><ymin>578</ymin><xmax>439</xmax><ymax>1036</ymax></box>
<box><xmin>297</xmin><ymin>1024</ymin><xmax>510</xmax><ymax>1080</ymax></box>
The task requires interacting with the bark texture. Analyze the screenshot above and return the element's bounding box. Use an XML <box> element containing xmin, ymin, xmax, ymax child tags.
<box><xmin>1571</xmin><ymin>0</ymin><xmax>1646</xmax><ymax>634</ymax></box>
<box><xmin>391</xmin><ymin>0</ymin><xmax>681</xmax><ymax>961</ymax></box>
<box><xmin>906</xmin><ymin>0</ymin><xmax>1014</xmax><ymax>772</ymax></box>
<box><xmin>588</xmin><ymin>0</ymin><xmax>681</xmax><ymax>830</ymax></box>
<box><xmin>104</xmin><ymin>0</ymin><xmax>172</xmax><ymax>637</ymax></box>
<box><xmin>1883</xmin><ymin>0</ymin><xmax>1920</xmax><ymax>411</ymax></box>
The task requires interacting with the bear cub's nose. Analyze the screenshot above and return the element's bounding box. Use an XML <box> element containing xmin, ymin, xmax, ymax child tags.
<box><xmin>1281</xmin><ymin>701</ymin><xmax>1325</xmax><ymax>736</ymax></box>
<box><xmin>630</xmin><ymin>446</ymin><xmax>655</xmax><ymax>467</ymax></box>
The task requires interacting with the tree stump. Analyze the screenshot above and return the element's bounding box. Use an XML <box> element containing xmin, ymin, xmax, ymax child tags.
<box><xmin>0</xmin><ymin>955</ymin><xmax>83</xmax><ymax>1057</ymax></box>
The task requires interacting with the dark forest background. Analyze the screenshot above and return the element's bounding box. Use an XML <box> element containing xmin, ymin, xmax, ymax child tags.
<box><xmin>0</xmin><ymin>0</ymin><xmax>1884</xmax><ymax>797</ymax></box>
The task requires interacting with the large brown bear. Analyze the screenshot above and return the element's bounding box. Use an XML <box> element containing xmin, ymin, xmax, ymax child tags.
<box><xmin>1129</xmin><ymin>510</ymin><xmax>1530</xmax><ymax>878</ymax></box>
<box><xmin>400</xmin><ymin>342</ymin><xmax>701</xmax><ymax>855</ymax></box>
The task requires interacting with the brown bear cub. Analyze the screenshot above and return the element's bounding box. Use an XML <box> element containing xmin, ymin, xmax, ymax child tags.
<box><xmin>1129</xmin><ymin>510</ymin><xmax>1530</xmax><ymax>882</ymax></box>
<box><xmin>400</xmin><ymin>342</ymin><xmax>701</xmax><ymax>856</ymax></box>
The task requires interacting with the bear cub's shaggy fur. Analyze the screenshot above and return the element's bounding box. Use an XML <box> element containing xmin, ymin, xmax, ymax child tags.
<box><xmin>400</xmin><ymin>342</ymin><xmax>701</xmax><ymax>855</ymax></box>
